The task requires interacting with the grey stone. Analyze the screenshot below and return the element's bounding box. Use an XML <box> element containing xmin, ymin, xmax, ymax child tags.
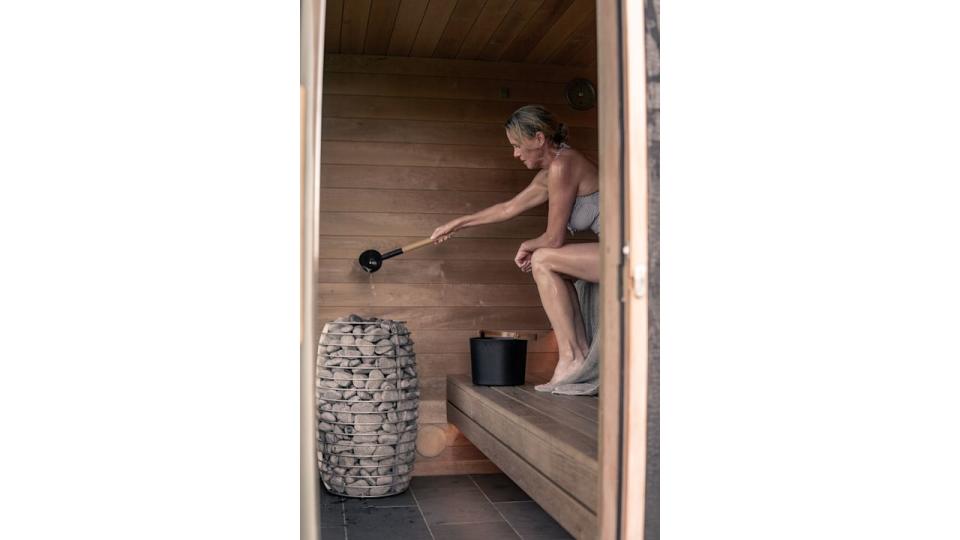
<box><xmin>355</xmin><ymin>337</ymin><xmax>374</xmax><ymax>356</ymax></box>
<box><xmin>366</xmin><ymin>369</ymin><xmax>385</xmax><ymax>390</ymax></box>
<box><xmin>355</xmin><ymin>413</ymin><xmax>384</xmax><ymax>433</ymax></box>
<box><xmin>350</xmin><ymin>402</ymin><xmax>375</xmax><ymax>414</ymax></box>
<box><xmin>334</xmin><ymin>371</ymin><xmax>352</xmax><ymax>388</ymax></box>
<box><xmin>372</xmin><ymin>446</ymin><xmax>395</xmax><ymax>460</ymax></box>
<box><xmin>377</xmin><ymin>356</ymin><xmax>397</xmax><ymax>370</ymax></box>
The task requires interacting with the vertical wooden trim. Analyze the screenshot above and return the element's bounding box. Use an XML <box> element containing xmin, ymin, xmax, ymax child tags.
<box><xmin>302</xmin><ymin>1</ymin><xmax>326</xmax><ymax>539</ymax></box>
<box><xmin>621</xmin><ymin>0</ymin><xmax>649</xmax><ymax>537</ymax></box>
<box><xmin>596</xmin><ymin>0</ymin><xmax>625</xmax><ymax>539</ymax></box>
<box><xmin>597</xmin><ymin>1</ymin><xmax>651</xmax><ymax>535</ymax></box>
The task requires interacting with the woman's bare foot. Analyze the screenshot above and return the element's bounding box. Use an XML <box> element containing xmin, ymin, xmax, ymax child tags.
<box><xmin>548</xmin><ymin>353</ymin><xmax>588</xmax><ymax>385</ymax></box>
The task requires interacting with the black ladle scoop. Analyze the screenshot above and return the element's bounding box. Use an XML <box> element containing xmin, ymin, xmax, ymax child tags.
<box><xmin>359</xmin><ymin>237</ymin><xmax>435</xmax><ymax>273</ymax></box>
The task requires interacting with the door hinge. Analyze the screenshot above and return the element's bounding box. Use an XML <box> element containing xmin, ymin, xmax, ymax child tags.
<box><xmin>623</xmin><ymin>245</ymin><xmax>646</xmax><ymax>299</ymax></box>
<box><xmin>632</xmin><ymin>263</ymin><xmax>646</xmax><ymax>299</ymax></box>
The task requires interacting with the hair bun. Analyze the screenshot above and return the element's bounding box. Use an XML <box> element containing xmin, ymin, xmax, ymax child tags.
<box><xmin>554</xmin><ymin>122</ymin><xmax>569</xmax><ymax>144</ymax></box>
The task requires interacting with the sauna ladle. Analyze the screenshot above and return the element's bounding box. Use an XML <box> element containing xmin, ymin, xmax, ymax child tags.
<box><xmin>358</xmin><ymin>237</ymin><xmax>435</xmax><ymax>273</ymax></box>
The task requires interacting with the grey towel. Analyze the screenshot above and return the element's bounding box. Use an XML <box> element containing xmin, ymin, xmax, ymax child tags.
<box><xmin>534</xmin><ymin>279</ymin><xmax>600</xmax><ymax>396</ymax></box>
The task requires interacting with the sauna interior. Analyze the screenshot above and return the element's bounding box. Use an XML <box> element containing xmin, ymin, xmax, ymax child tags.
<box><xmin>316</xmin><ymin>1</ymin><xmax>603</xmax><ymax>538</ymax></box>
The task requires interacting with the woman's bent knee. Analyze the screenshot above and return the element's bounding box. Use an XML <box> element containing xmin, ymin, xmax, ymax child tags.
<box><xmin>530</xmin><ymin>248</ymin><xmax>559</xmax><ymax>274</ymax></box>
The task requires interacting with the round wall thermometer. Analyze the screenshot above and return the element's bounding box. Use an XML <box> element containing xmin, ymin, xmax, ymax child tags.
<box><xmin>565</xmin><ymin>78</ymin><xmax>597</xmax><ymax>110</ymax></box>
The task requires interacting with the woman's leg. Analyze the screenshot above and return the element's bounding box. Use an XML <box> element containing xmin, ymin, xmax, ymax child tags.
<box><xmin>565</xmin><ymin>278</ymin><xmax>588</xmax><ymax>355</ymax></box>
<box><xmin>530</xmin><ymin>243</ymin><xmax>600</xmax><ymax>383</ymax></box>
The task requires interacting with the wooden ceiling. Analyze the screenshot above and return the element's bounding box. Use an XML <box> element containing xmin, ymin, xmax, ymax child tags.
<box><xmin>325</xmin><ymin>0</ymin><xmax>596</xmax><ymax>66</ymax></box>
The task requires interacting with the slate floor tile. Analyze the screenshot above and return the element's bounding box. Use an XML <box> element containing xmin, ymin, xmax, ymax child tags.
<box><xmin>430</xmin><ymin>519</ymin><xmax>520</xmax><ymax>540</ymax></box>
<box><xmin>343</xmin><ymin>506</ymin><xmax>433</xmax><ymax>540</ymax></box>
<box><xmin>414</xmin><ymin>486</ymin><xmax>503</xmax><ymax>527</ymax></box>
<box><xmin>495</xmin><ymin>501</ymin><xmax>574</xmax><ymax>539</ymax></box>
<box><xmin>319</xmin><ymin>503</ymin><xmax>344</xmax><ymax>529</ymax></box>
<box><xmin>409</xmin><ymin>474</ymin><xmax>477</xmax><ymax>493</ymax></box>
<box><xmin>431</xmin><ymin>520</ymin><xmax>521</xmax><ymax>540</ymax></box>
<box><xmin>470</xmin><ymin>473</ymin><xmax>532</xmax><ymax>502</ymax></box>
<box><xmin>318</xmin><ymin>527</ymin><xmax>346</xmax><ymax>540</ymax></box>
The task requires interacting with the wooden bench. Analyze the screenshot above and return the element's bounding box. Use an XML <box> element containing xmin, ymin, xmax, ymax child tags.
<box><xmin>446</xmin><ymin>374</ymin><xmax>599</xmax><ymax>540</ymax></box>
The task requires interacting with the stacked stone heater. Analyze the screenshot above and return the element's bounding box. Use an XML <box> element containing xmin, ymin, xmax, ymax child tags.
<box><xmin>316</xmin><ymin>315</ymin><xmax>419</xmax><ymax>497</ymax></box>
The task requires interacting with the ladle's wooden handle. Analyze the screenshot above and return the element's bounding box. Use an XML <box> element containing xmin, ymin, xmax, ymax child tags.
<box><xmin>402</xmin><ymin>237</ymin><xmax>435</xmax><ymax>253</ymax></box>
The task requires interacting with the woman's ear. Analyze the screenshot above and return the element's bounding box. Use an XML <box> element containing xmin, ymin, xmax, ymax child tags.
<box><xmin>535</xmin><ymin>131</ymin><xmax>545</xmax><ymax>147</ymax></box>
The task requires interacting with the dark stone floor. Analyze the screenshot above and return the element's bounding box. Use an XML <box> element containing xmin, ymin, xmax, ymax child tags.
<box><xmin>320</xmin><ymin>474</ymin><xmax>573</xmax><ymax>540</ymax></box>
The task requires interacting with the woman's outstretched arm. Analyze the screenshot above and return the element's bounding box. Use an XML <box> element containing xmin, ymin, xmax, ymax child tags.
<box><xmin>430</xmin><ymin>172</ymin><xmax>549</xmax><ymax>242</ymax></box>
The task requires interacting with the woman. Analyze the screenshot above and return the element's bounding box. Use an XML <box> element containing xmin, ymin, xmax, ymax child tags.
<box><xmin>430</xmin><ymin>105</ymin><xmax>600</xmax><ymax>386</ymax></box>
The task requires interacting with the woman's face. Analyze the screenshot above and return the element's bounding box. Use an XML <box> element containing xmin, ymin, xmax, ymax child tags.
<box><xmin>506</xmin><ymin>129</ymin><xmax>544</xmax><ymax>170</ymax></box>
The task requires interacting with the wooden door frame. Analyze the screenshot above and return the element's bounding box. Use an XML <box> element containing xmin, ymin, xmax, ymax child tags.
<box><xmin>301</xmin><ymin>1</ymin><xmax>325</xmax><ymax>539</ymax></box>
<box><xmin>597</xmin><ymin>0</ymin><xmax>650</xmax><ymax>539</ymax></box>
<box><xmin>302</xmin><ymin>1</ymin><xmax>650</xmax><ymax>538</ymax></box>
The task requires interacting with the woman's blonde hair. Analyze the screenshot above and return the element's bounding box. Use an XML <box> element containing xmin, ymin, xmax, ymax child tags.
<box><xmin>504</xmin><ymin>105</ymin><xmax>568</xmax><ymax>146</ymax></box>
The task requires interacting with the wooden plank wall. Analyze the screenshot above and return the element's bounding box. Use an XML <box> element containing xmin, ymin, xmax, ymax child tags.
<box><xmin>318</xmin><ymin>53</ymin><xmax>598</xmax><ymax>474</ymax></box>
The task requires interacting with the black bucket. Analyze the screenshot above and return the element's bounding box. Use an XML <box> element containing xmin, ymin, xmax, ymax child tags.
<box><xmin>470</xmin><ymin>335</ymin><xmax>527</xmax><ymax>386</ymax></box>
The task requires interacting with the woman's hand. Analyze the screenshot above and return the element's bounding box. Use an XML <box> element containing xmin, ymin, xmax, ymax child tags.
<box><xmin>431</xmin><ymin>218</ymin><xmax>462</xmax><ymax>244</ymax></box>
<box><xmin>514</xmin><ymin>243</ymin><xmax>534</xmax><ymax>272</ymax></box>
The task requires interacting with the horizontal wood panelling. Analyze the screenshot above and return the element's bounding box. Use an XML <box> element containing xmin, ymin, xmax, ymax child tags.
<box><xmin>421</xmin><ymin>375</ymin><xmax>446</xmax><ymax>401</ymax></box>
<box><xmin>322</xmin><ymin>72</ymin><xmax>569</xmax><ymax>105</ymax></box>
<box><xmin>325</xmin><ymin>54</ymin><xmax>594</xmax><ymax>83</ymax></box>
<box><xmin>414</xmin><ymin>330</ymin><xmax>558</xmax><ymax>353</ymax></box>
<box><xmin>318</xmin><ymin>211</ymin><xmax>545</xmax><ymax>238</ymax></box>
<box><xmin>324</xmin><ymin>140</ymin><xmax>597</xmax><ymax>168</ymax></box>
<box><xmin>323</xmin><ymin>117</ymin><xmax>509</xmax><ymax>146</ymax></box>
<box><xmin>321</xmin><ymin>94</ymin><xmax>598</xmax><ymax>128</ymax></box>
<box><xmin>320</xmin><ymin>164</ymin><xmax>533</xmax><ymax>192</ymax></box>
<box><xmin>322</xmin><ymin>141</ymin><xmax>523</xmax><ymax>169</ymax></box>
<box><xmin>419</xmin><ymin>399</ymin><xmax>446</xmax><ymax>424</ymax></box>
<box><xmin>317</xmin><ymin>56</ymin><xmax>598</xmax><ymax>475</ymax></box>
<box><xmin>418</xmin><ymin>352</ymin><xmax>559</xmax><ymax>377</ymax></box>
<box><xmin>318</xmin><ymin>236</ymin><xmax>535</xmax><ymax>260</ymax></box>
<box><xmin>317</xmin><ymin>259</ymin><xmax>537</xmax><ymax>284</ymax></box>
<box><xmin>322</xmin><ymin>117</ymin><xmax>599</xmax><ymax>150</ymax></box>
<box><xmin>315</xmin><ymin>283</ymin><xmax>542</xmax><ymax>307</ymax></box>
<box><xmin>319</xmin><ymin>188</ymin><xmax>545</xmax><ymax>216</ymax></box>
<box><xmin>315</xmin><ymin>307</ymin><xmax>551</xmax><ymax>330</ymax></box>
<box><xmin>318</xmin><ymin>236</ymin><xmax>594</xmax><ymax>263</ymax></box>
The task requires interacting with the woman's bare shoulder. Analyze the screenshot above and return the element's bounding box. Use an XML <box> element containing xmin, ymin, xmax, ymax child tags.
<box><xmin>531</xmin><ymin>167</ymin><xmax>550</xmax><ymax>187</ymax></box>
<box><xmin>546</xmin><ymin>148</ymin><xmax>597</xmax><ymax>194</ymax></box>
<box><xmin>566</xmin><ymin>148</ymin><xmax>599</xmax><ymax>194</ymax></box>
